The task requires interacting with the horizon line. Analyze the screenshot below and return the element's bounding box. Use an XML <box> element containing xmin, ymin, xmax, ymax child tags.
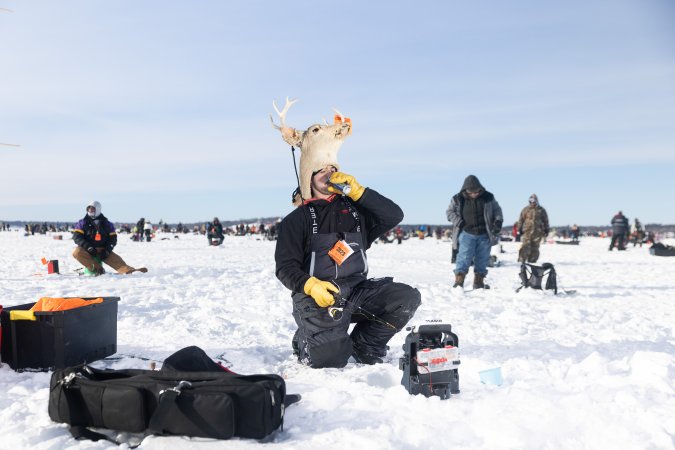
<box><xmin>1</xmin><ymin>218</ymin><xmax>673</xmax><ymax>229</ymax></box>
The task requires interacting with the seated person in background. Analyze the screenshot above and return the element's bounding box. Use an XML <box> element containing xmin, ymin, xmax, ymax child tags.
<box><xmin>72</xmin><ymin>201</ymin><xmax>145</xmax><ymax>275</ymax></box>
<box><xmin>207</xmin><ymin>217</ymin><xmax>224</xmax><ymax>245</ymax></box>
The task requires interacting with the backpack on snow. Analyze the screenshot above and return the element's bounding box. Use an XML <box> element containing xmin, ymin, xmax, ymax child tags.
<box><xmin>517</xmin><ymin>262</ymin><xmax>557</xmax><ymax>294</ymax></box>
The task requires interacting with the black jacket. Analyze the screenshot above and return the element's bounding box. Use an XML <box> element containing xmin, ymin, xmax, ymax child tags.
<box><xmin>208</xmin><ymin>222</ymin><xmax>224</xmax><ymax>237</ymax></box>
<box><xmin>611</xmin><ymin>214</ymin><xmax>629</xmax><ymax>235</ymax></box>
<box><xmin>461</xmin><ymin>194</ymin><xmax>488</xmax><ymax>235</ymax></box>
<box><xmin>275</xmin><ymin>189</ymin><xmax>403</xmax><ymax>294</ymax></box>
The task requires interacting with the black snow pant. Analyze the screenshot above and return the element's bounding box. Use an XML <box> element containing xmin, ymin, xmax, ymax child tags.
<box><xmin>291</xmin><ymin>277</ymin><xmax>421</xmax><ymax>368</ymax></box>
<box><xmin>207</xmin><ymin>233</ymin><xmax>223</xmax><ymax>245</ymax></box>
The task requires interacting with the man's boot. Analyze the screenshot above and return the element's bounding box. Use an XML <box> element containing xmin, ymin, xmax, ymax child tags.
<box><xmin>352</xmin><ymin>348</ymin><xmax>383</xmax><ymax>365</ymax></box>
<box><xmin>453</xmin><ymin>272</ymin><xmax>466</xmax><ymax>289</ymax></box>
<box><xmin>473</xmin><ymin>273</ymin><xmax>489</xmax><ymax>289</ymax></box>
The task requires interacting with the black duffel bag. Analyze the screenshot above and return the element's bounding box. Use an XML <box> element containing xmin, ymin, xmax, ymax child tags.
<box><xmin>48</xmin><ymin>349</ymin><xmax>297</xmax><ymax>442</ymax></box>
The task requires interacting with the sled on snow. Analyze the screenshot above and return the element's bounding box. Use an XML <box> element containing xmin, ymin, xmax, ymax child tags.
<box><xmin>649</xmin><ymin>243</ymin><xmax>675</xmax><ymax>257</ymax></box>
<box><xmin>555</xmin><ymin>240</ymin><xmax>579</xmax><ymax>245</ymax></box>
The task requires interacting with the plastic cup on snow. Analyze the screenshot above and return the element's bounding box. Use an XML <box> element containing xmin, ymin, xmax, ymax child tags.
<box><xmin>478</xmin><ymin>367</ymin><xmax>503</xmax><ymax>386</ymax></box>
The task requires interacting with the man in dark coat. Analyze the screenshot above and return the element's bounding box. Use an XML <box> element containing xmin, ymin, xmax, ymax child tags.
<box><xmin>72</xmin><ymin>201</ymin><xmax>145</xmax><ymax>274</ymax></box>
<box><xmin>446</xmin><ymin>175</ymin><xmax>503</xmax><ymax>291</ymax></box>
<box><xmin>134</xmin><ymin>217</ymin><xmax>145</xmax><ymax>242</ymax></box>
<box><xmin>275</xmin><ymin>166</ymin><xmax>421</xmax><ymax>368</ymax></box>
<box><xmin>609</xmin><ymin>211</ymin><xmax>629</xmax><ymax>251</ymax></box>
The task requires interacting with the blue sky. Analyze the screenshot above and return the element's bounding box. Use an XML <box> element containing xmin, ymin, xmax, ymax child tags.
<box><xmin>1</xmin><ymin>0</ymin><xmax>674</xmax><ymax>226</ymax></box>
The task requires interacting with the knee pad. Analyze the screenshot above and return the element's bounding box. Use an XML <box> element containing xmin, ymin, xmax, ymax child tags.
<box><xmin>382</xmin><ymin>285</ymin><xmax>421</xmax><ymax>329</ymax></box>
<box><xmin>306</xmin><ymin>336</ymin><xmax>352</xmax><ymax>368</ymax></box>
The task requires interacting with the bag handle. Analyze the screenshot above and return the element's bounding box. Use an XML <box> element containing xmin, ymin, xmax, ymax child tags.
<box><xmin>147</xmin><ymin>389</ymin><xmax>180</xmax><ymax>434</ymax></box>
<box><xmin>147</xmin><ymin>381</ymin><xmax>192</xmax><ymax>434</ymax></box>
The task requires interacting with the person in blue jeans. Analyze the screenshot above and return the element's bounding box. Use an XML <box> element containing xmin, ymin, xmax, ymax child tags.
<box><xmin>446</xmin><ymin>175</ymin><xmax>503</xmax><ymax>291</ymax></box>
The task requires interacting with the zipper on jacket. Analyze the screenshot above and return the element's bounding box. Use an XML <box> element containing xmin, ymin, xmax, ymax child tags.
<box><xmin>360</xmin><ymin>250</ymin><xmax>368</xmax><ymax>274</ymax></box>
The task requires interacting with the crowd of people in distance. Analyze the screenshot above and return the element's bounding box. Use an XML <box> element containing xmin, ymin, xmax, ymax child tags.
<box><xmin>0</xmin><ymin>222</ymin><xmax>71</xmax><ymax>234</ymax></box>
<box><xmin>1</xmin><ymin>211</ymin><xmax>660</xmax><ymax>251</ymax></box>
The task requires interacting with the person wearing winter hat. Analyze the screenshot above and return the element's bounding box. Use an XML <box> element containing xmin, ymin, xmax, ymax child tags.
<box><xmin>275</xmin><ymin>165</ymin><xmax>421</xmax><ymax>368</ymax></box>
<box><xmin>516</xmin><ymin>194</ymin><xmax>550</xmax><ymax>263</ymax></box>
<box><xmin>631</xmin><ymin>218</ymin><xmax>644</xmax><ymax>247</ymax></box>
<box><xmin>134</xmin><ymin>217</ymin><xmax>145</xmax><ymax>242</ymax></box>
<box><xmin>72</xmin><ymin>201</ymin><xmax>146</xmax><ymax>275</ymax></box>
<box><xmin>446</xmin><ymin>175</ymin><xmax>503</xmax><ymax>291</ymax></box>
<box><xmin>207</xmin><ymin>217</ymin><xmax>224</xmax><ymax>246</ymax></box>
<box><xmin>143</xmin><ymin>220</ymin><xmax>153</xmax><ymax>242</ymax></box>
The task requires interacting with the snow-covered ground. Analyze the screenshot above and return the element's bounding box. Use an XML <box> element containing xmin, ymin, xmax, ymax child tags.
<box><xmin>0</xmin><ymin>231</ymin><xmax>673</xmax><ymax>449</ymax></box>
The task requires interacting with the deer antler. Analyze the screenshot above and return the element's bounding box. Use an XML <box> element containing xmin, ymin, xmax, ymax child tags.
<box><xmin>270</xmin><ymin>97</ymin><xmax>298</xmax><ymax>130</ymax></box>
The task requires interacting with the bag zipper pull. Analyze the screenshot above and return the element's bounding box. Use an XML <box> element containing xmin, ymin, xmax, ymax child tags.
<box><xmin>61</xmin><ymin>372</ymin><xmax>84</xmax><ymax>387</ymax></box>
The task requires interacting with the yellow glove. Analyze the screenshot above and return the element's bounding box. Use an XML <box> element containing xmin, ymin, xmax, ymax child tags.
<box><xmin>303</xmin><ymin>276</ymin><xmax>338</xmax><ymax>307</ymax></box>
<box><xmin>328</xmin><ymin>172</ymin><xmax>365</xmax><ymax>202</ymax></box>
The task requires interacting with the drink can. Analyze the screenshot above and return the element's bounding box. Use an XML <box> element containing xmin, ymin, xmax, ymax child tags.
<box><xmin>330</xmin><ymin>182</ymin><xmax>352</xmax><ymax>195</ymax></box>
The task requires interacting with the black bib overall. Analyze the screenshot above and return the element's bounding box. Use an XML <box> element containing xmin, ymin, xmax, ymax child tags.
<box><xmin>291</xmin><ymin>204</ymin><xmax>421</xmax><ymax>368</ymax></box>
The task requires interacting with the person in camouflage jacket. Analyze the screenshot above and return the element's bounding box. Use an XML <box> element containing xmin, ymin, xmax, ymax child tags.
<box><xmin>517</xmin><ymin>194</ymin><xmax>550</xmax><ymax>263</ymax></box>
